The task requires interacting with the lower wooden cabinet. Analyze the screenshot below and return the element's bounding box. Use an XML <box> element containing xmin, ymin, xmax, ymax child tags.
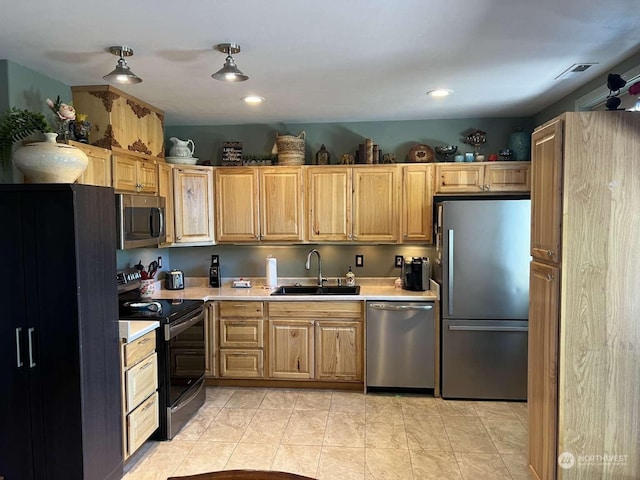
<box><xmin>127</xmin><ymin>391</ymin><xmax>159</xmax><ymax>456</ymax></box>
<box><xmin>219</xmin><ymin>349</ymin><xmax>264</xmax><ymax>378</ymax></box>
<box><xmin>120</xmin><ymin>329</ymin><xmax>159</xmax><ymax>460</ymax></box>
<box><xmin>528</xmin><ymin>261</ymin><xmax>560</xmax><ymax>480</ymax></box>
<box><xmin>315</xmin><ymin>321</ymin><xmax>363</xmax><ymax>381</ymax></box>
<box><xmin>217</xmin><ymin>301</ymin><xmax>265</xmax><ymax>379</ymax></box>
<box><xmin>212</xmin><ymin>301</ymin><xmax>364</xmax><ymax>384</ymax></box>
<box><xmin>268</xmin><ymin>320</ymin><xmax>315</xmax><ymax>379</ymax></box>
<box><xmin>267</xmin><ymin>301</ymin><xmax>363</xmax><ymax>383</ymax></box>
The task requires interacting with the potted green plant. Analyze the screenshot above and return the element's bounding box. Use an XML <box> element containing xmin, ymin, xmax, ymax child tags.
<box><xmin>0</xmin><ymin>107</ymin><xmax>52</xmax><ymax>169</ymax></box>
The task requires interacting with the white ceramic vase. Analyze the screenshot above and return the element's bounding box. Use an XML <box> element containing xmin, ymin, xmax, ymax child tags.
<box><xmin>13</xmin><ymin>132</ymin><xmax>89</xmax><ymax>183</ymax></box>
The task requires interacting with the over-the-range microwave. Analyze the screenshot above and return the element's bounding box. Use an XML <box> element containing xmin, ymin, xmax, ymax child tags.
<box><xmin>115</xmin><ymin>193</ymin><xmax>166</xmax><ymax>249</ymax></box>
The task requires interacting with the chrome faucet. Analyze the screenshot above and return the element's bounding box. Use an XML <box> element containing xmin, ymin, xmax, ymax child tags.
<box><xmin>305</xmin><ymin>248</ymin><xmax>325</xmax><ymax>286</ymax></box>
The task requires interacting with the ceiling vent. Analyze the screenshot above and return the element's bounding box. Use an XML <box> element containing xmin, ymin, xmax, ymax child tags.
<box><xmin>555</xmin><ymin>63</ymin><xmax>599</xmax><ymax>80</ymax></box>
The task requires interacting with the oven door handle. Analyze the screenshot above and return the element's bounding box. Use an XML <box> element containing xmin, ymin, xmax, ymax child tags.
<box><xmin>170</xmin><ymin>378</ymin><xmax>205</xmax><ymax>414</ymax></box>
<box><xmin>165</xmin><ymin>309</ymin><xmax>205</xmax><ymax>341</ymax></box>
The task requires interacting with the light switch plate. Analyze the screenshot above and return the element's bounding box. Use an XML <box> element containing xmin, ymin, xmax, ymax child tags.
<box><xmin>355</xmin><ymin>254</ymin><xmax>364</xmax><ymax>267</ymax></box>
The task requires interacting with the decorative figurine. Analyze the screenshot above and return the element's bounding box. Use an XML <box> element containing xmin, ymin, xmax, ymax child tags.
<box><xmin>463</xmin><ymin>129</ymin><xmax>487</xmax><ymax>157</ymax></box>
<box><xmin>315</xmin><ymin>144</ymin><xmax>330</xmax><ymax>165</ymax></box>
<box><xmin>341</xmin><ymin>153</ymin><xmax>355</xmax><ymax>165</ymax></box>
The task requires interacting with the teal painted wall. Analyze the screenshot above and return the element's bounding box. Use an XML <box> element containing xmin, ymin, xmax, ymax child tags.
<box><xmin>0</xmin><ymin>60</ymin><xmax>8</xmax><ymax>112</ymax></box>
<box><xmin>0</xmin><ymin>60</ymin><xmax>71</xmax><ymax>182</ymax></box>
<box><xmin>5</xmin><ymin>59</ymin><xmax>71</xmax><ymax>116</ymax></box>
<box><xmin>165</xmin><ymin>117</ymin><xmax>534</xmax><ymax>165</ymax></box>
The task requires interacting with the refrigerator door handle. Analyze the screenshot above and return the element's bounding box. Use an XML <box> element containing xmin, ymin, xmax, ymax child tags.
<box><xmin>448</xmin><ymin>325</ymin><xmax>528</xmax><ymax>332</ymax></box>
<box><xmin>448</xmin><ymin>229</ymin><xmax>454</xmax><ymax>315</ymax></box>
<box><xmin>27</xmin><ymin>327</ymin><xmax>36</xmax><ymax>368</ymax></box>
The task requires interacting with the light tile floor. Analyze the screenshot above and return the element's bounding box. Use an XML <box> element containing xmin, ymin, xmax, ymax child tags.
<box><xmin>123</xmin><ymin>387</ymin><xmax>532</xmax><ymax>480</ymax></box>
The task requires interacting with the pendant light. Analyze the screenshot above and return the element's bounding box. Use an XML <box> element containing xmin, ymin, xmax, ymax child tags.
<box><xmin>212</xmin><ymin>43</ymin><xmax>249</xmax><ymax>82</ymax></box>
<box><xmin>103</xmin><ymin>46</ymin><xmax>142</xmax><ymax>85</ymax></box>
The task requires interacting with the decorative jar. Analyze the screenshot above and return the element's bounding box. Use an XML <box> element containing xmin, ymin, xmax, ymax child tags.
<box><xmin>13</xmin><ymin>132</ymin><xmax>89</xmax><ymax>183</ymax></box>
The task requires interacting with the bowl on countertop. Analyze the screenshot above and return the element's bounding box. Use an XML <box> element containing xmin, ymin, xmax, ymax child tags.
<box><xmin>165</xmin><ymin>156</ymin><xmax>199</xmax><ymax>165</ymax></box>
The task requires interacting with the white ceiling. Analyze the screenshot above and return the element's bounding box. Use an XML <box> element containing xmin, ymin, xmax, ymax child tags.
<box><xmin>1</xmin><ymin>0</ymin><xmax>639</xmax><ymax>126</ymax></box>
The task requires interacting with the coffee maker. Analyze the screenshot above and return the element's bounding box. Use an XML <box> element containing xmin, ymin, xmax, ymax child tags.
<box><xmin>402</xmin><ymin>257</ymin><xmax>430</xmax><ymax>291</ymax></box>
<box><xmin>209</xmin><ymin>254</ymin><xmax>221</xmax><ymax>287</ymax></box>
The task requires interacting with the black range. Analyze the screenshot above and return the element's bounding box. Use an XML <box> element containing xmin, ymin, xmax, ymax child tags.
<box><xmin>117</xmin><ymin>269</ymin><xmax>206</xmax><ymax>440</ymax></box>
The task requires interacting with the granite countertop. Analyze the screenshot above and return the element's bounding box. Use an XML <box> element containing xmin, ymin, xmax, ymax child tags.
<box><xmin>148</xmin><ymin>277</ymin><xmax>439</xmax><ymax>302</ymax></box>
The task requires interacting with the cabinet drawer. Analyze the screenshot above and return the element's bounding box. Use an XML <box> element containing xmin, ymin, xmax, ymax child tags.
<box><xmin>268</xmin><ymin>301</ymin><xmax>362</xmax><ymax>319</ymax></box>
<box><xmin>125</xmin><ymin>352</ymin><xmax>158</xmax><ymax>412</ymax></box>
<box><xmin>123</xmin><ymin>330</ymin><xmax>156</xmax><ymax>368</ymax></box>
<box><xmin>219</xmin><ymin>318</ymin><xmax>264</xmax><ymax>347</ymax></box>
<box><xmin>219</xmin><ymin>301</ymin><xmax>264</xmax><ymax>318</ymax></box>
<box><xmin>219</xmin><ymin>349</ymin><xmax>264</xmax><ymax>378</ymax></box>
<box><xmin>127</xmin><ymin>391</ymin><xmax>159</xmax><ymax>455</ymax></box>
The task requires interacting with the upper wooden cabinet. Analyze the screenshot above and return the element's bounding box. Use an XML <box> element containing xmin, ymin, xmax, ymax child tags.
<box><xmin>435</xmin><ymin>162</ymin><xmax>530</xmax><ymax>193</ymax></box>
<box><xmin>157</xmin><ymin>163</ymin><xmax>175</xmax><ymax>245</ymax></box>
<box><xmin>401</xmin><ymin>164</ymin><xmax>434</xmax><ymax>243</ymax></box>
<box><xmin>71</xmin><ymin>85</ymin><xmax>164</xmax><ymax>160</ymax></box>
<box><xmin>530</xmin><ymin>121</ymin><xmax>563</xmax><ymax>263</ymax></box>
<box><xmin>215</xmin><ymin>167</ymin><xmax>303</xmax><ymax>243</ymax></box>
<box><xmin>306</xmin><ymin>167</ymin><xmax>352</xmax><ymax>242</ymax></box>
<box><xmin>112</xmin><ymin>153</ymin><xmax>157</xmax><ymax>194</ymax></box>
<box><xmin>307</xmin><ymin>165</ymin><xmax>400</xmax><ymax>243</ymax></box>
<box><xmin>173</xmin><ymin>166</ymin><xmax>215</xmax><ymax>244</ymax></box>
<box><xmin>352</xmin><ymin>166</ymin><xmax>400</xmax><ymax>242</ymax></box>
<box><xmin>73</xmin><ymin>141</ymin><xmax>112</xmax><ymax>187</ymax></box>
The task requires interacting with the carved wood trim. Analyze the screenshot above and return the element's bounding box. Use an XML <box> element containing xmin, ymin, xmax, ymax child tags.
<box><xmin>129</xmin><ymin>139</ymin><xmax>152</xmax><ymax>156</ymax></box>
<box><xmin>156</xmin><ymin>112</ymin><xmax>165</xmax><ymax>125</ymax></box>
<box><xmin>89</xmin><ymin>91</ymin><xmax>120</xmax><ymax>112</ymax></box>
<box><xmin>127</xmin><ymin>99</ymin><xmax>151</xmax><ymax>119</ymax></box>
<box><xmin>92</xmin><ymin>125</ymin><xmax>121</xmax><ymax>149</ymax></box>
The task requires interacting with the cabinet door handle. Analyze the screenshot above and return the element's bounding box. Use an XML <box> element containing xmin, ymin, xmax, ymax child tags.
<box><xmin>16</xmin><ymin>327</ymin><xmax>23</xmax><ymax>368</ymax></box>
<box><xmin>547</xmin><ymin>250</ymin><xmax>555</xmax><ymax>257</ymax></box>
<box><xmin>546</xmin><ymin>273</ymin><xmax>554</xmax><ymax>281</ymax></box>
<box><xmin>485</xmin><ymin>184</ymin><xmax>490</xmax><ymax>190</ymax></box>
<box><xmin>28</xmin><ymin>327</ymin><xmax>36</xmax><ymax>368</ymax></box>
<box><xmin>139</xmin><ymin>359</ymin><xmax>154</xmax><ymax>370</ymax></box>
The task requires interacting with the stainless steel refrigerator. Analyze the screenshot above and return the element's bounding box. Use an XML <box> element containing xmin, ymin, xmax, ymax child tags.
<box><xmin>435</xmin><ymin>197</ymin><xmax>530</xmax><ymax>400</ymax></box>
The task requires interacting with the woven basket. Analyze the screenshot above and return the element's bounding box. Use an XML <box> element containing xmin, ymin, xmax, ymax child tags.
<box><xmin>273</xmin><ymin>131</ymin><xmax>306</xmax><ymax>165</ymax></box>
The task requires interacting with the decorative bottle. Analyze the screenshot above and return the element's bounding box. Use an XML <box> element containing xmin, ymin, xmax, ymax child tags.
<box><xmin>345</xmin><ymin>266</ymin><xmax>356</xmax><ymax>286</ymax></box>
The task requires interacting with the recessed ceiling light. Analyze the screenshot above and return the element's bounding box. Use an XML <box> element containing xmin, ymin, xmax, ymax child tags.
<box><xmin>242</xmin><ymin>96</ymin><xmax>265</xmax><ymax>104</ymax></box>
<box><xmin>427</xmin><ymin>89</ymin><xmax>453</xmax><ymax>97</ymax></box>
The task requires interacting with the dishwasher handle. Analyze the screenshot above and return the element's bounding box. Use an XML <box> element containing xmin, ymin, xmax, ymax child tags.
<box><xmin>368</xmin><ymin>303</ymin><xmax>433</xmax><ymax>311</ymax></box>
<box><xmin>448</xmin><ymin>325</ymin><xmax>528</xmax><ymax>332</ymax></box>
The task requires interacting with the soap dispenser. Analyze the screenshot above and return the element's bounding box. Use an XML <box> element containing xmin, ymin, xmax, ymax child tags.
<box><xmin>345</xmin><ymin>266</ymin><xmax>356</xmax><ymax>286</ymax></box>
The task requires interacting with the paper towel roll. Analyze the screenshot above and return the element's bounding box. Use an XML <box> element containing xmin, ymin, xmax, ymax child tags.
<box><xmin>266</xmin><ymin>255</ymin><xmax>278</xmax><ymax>287</ymax></box>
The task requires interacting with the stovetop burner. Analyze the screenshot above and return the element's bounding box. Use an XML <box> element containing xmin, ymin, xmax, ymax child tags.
<box><xmin>119</xmin><ymin>297</ymin><xmax>203</xmax><ymax>323</ymax></box>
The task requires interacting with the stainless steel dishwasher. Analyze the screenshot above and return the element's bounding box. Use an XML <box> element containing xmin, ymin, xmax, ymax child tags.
<box><xmin>366</xmin><ymin>301</ymin><xmax>435</xmax><ymax>389</ymax></box>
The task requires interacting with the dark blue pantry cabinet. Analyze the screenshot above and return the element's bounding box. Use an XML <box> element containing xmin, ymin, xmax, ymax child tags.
<box><xmin>0</xmin><ymin>184</ymin><xmax>123</xmax><ymax>480</ymax></box>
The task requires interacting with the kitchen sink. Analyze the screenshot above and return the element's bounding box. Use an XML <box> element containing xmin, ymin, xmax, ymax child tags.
<box><xmin>270</xmin><ymin>285</ymin><xmax>360</xmax><ymax>295</ymax></box>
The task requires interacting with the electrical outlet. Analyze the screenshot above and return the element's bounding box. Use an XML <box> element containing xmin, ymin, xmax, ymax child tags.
<box><xmin>355</xmin><ymin>254</ymin><xmax>364</xmax><ymax>267</ymax></box>
<box><xmin>157</xmin><ymin>256</ymin><xmax>163</xmax><ymax>268</ymax></box>
<box><xmin>395</xmin><ymin>255</ymin><xmax>403</xmax><ymax>268</ymax></box>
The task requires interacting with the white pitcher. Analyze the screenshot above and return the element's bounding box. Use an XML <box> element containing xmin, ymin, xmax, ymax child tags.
<box><xmin>168</xmin><ymin>137</ymin><xmax>195</xmax><ymax>158</ymax></box>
